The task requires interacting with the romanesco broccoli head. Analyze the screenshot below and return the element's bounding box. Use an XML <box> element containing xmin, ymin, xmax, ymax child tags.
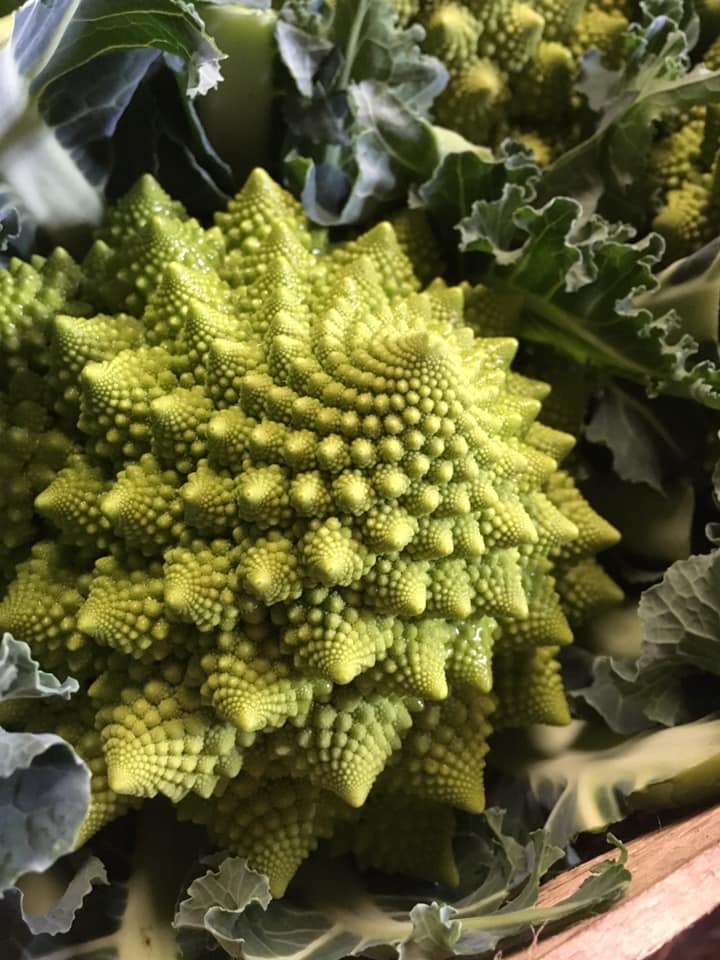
<box><xmin>0</xmin><ymin>170</ymin><xmax>621</xmax><ymax>896</ymax></box>
<box><xmin>649</xmin><ymin>94</ymin><xmax>720</xmax><ymax>258</ymax></box>
<box><xmin>395</xmin><ymin>0</ymin><xmax>630</xmax><ymax>147</ymax></box>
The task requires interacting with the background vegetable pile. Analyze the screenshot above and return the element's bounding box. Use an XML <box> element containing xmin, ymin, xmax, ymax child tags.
<box><xmin>2</xmin><ymin>1</ymin><xmax>720</xmax><ymax>959</ymax></box>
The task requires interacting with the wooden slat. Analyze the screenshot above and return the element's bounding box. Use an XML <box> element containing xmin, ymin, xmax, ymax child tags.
<box><xmin>509</xmin><ymin>804</ymin><xmax>720</xmax><ymax>960</ymax></box>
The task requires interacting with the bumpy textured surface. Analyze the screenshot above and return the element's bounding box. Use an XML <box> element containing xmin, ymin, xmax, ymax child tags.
<box><xmin>0</xmin><ymin>252</ymin><xmax>81</xmax><ymax>579</ymax></box>
<box><xmin>396</xmin><ymin>0</ymin><xmax>630</xmax><ymax>152</ymax></box>
<box><xmin>0</xmin><ymin>170</ymin><xmax>621</xmax><ymax>896</ymax></box>
<box><xmin>650</xmin><ymin>95</ymin><xmax>720</xmax><ymax>259</ymax></box>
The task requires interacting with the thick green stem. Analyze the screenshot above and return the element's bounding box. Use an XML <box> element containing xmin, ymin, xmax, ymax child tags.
<box><xmin>195</xmin><ymin>5</ymin><xmax>277</xmax><ymax>183</ymax></box>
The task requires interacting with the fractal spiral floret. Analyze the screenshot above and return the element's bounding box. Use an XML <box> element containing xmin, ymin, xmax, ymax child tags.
<box><xmin>0</xmin><ymin>170</ymin><xmax>621</xmax><ymax>895</ymax></box>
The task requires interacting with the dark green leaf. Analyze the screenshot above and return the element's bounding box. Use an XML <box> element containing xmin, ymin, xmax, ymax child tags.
<box><xmin>0</xmin><ymin>0</ymin><xmax>227</xmax><ymax>241</ymax></box>
<box><xmin>277</xmin><ymin>0</ymin><xmax>447</xmax><ymax>225</ymax></box>
<box><xmin>638</xmin><ymin>547</ymin><xmax>720</xmax><ymax>678</ymax></box>
<box><xmin>16</xmin><ymin>855</ymin><xmax>108</xmax><ymax>937</ymax></box>
<box><xmin>584</xmin><ymin>387</ymin><xmax>667</xmax><ymax>492</ymax></box>
<box><xmin>541</xmin><ymin>0</ymin><xmax>720</xmax><ymax>222</ymax></box>
<box><xmin>451</xmin><ymin>148</ymin><xmax>720</xmax><ymax>407</ymax></box>
<box><xmin>0</xmin><ymin>635</ymin><xmax>89</xmax><ymax>904</ymax></box>
<box><xmin>0</xmin><ymin>733</ymin><xmax>90</xmax><ymax>890</ymax></box>
<box><xmin>21</xmin><ymin>0</ymin><xmax>221</xmax><ymax>99</ymax></box>
<box><xmin>412</xmin><ymin>141</ymin><xmax>537</xmax><ymax>238</ymax></box>
<box><xmin>571</xmin><ymin>546</ymin><xmax>720</xmax><ymax>732</ymax></box>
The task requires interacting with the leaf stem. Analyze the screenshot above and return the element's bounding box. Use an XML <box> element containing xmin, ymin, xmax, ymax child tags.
<box><xmin>492</xmin><ymin>278</ymin><xmax>657</xmax><ymax>381</ymax></box>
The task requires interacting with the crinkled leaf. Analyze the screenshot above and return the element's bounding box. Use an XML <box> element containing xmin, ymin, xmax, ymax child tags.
<box><xmin>446</xmin><ymin>147</ymin><xmax>720</xmax><ymax>407</ymax></box>
<box><xmin>15</xmin><ymin>0</ymin><xmax>221</xmax><ymax>101</ymax></box>
<box><xmin>294</xmin><ymin>81</ymin><xmax>441</xmax><ymax>225</ymax></box>
<box><xmin>0</xmin><ymin>732</ymin><xmax>90</xmax><ymax>889</ymax></box>
<box><xmin>401</xmin><ymin>903</ymin><xmax>461</xmax><ymax>960</ymax></box>
<box><xmin>568</xmin><ymin>653</ymin><xmax>683</xmax><ymax>733</ymax></box>
<box><xmin>411</xmin><ymin>141</ymin><xmax>535</xmax><ymax>239</ymax></box>
<box><xmin>0</xmin><ymin>634</ymin><xmax>88</xmax><ymax>896</ymax></box>
<box><xmin>175</xmin><ymin>855</ymin><xmax>272</xmax><ymax>957</ymax></box>
<box><xmin>0</xmin><ymin>633</ymin><xmax>78</xmax><ymax>703</ymax></box>
<box><xmin>276</xmin><ymin>17</ymin><xmax>333</xmax><ymax>100</ymax></box>
<box><xmin>638</xmin><ymin>547</ymin><xmax>720</xmax><ymax>677</ymax></box>
<box><xmin>277</xmin><ymin>0</ymin><xmax>447</xmax><ymax>225</ymax></box>
<box><xmin>4</xmin><ymin>855</ymin><xmax>108</xmax><ymax>939</ymax></box>
<box><xmin>637</xmin><ymin>236</ymin><xmax>720</xmax><ymax>343</ymax></box>
<box><xmin>0</xmin><ymin>0</ymin><xmax>226</xmax><ymax>240</ymax></box>
<box><xmin>448</xmin><ymin>835</ymin><xmax>628</xmax><ymax>957</ymax></box>
<box><xmin>574</xmin><ymin>548</ymin><xmax>720</xmax><ymax>732</ymax></box>
<box><xmin>173</xmin><ymin>810</ymin><xmax>627</xmax><ymax>960</ymax></box>
<box><xmin>541</xmin><ymin>0</ymin><xmax>720</xmax><ymax>221</ymax></box>
<box><xmin>0</xmin><ymin>183</ymin><xmax>21</xmax><ymax>256</ymax></box>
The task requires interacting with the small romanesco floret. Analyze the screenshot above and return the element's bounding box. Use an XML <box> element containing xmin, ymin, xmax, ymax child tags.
<box><xmin>0</xmin><ymin>170</ymin><xmax>621</xmax><ymax>897</ymax></box>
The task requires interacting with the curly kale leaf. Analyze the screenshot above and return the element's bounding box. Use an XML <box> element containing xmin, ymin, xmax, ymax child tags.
<box><xmin>173</xmin><ymin>810</ymin><xmax>628</xmax><ymax>960</ymax></box>
<box><xmin>416</xmin><ymin>144</ymin><xmax>720</xmax><ymax>407</ymax></box>
<box><xmin>277</xmin><ymin>0</ymin><xmax>447</xmax><ymax>225</ymax></box>
<box><xmin>541</xmin><ymin>0</ymin><xmax>720</xmax><ymax>222</ymax></box>
<box><xmin>0</xmin><ymin>632</ymin><xmax>78</xmax><ymax>703</ymax></box>
<box><xmin>0</xmin><ymin>635</ymin><xmax>89</xmax><ymax>893</ymax></box>
<box><xmin>1</xmin><ymin>855</ymin><xmax>108</xmax><ymax>946</ymax></box>
<box><xmin>0</xmin><ymin>631</ymin><xmax>98</xmax><ymax>960</ymax></box>
<box><xmin>0</xmin><ymin>185</ymin><xmax>22</xmax><ymax>260</ymax></box>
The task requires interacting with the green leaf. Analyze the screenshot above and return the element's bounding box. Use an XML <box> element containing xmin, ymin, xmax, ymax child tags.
<box><xmin>445</xmin><ymin>147</ymin><xmax>720</xmax><ymax>408</ymax></box>
<box><xmin>402</xmin><ymin>903</ymin><xmax>461</xmax><ymax>960</ymax></box>
<box><xmin>637</xmin><ymin>236</ymin><xmax>720</xmax><ymax>343</ymax></box>
<box><xmin>0</xmin><ymin>0</ymin><xmax>226</xmax><ymax>242</ymax></box>
<box><xmin>10</xmin><ymin>855</ymin><xmax>108</xmax><ymax>937</ymax></box>
<box><xmin>22</xmin><ymin>0</ymin><xmax>222</xmax><ymax>101</ymax></box>
<box><xmin>0</xmin><ymin>632</ymin><xmax>78</xmax><ymax>702</ymax></box>
<box><xmin>572</xmin><ymin>547</ymin><xmax>720</xmax><ymax>733</ymax></box>
<box><xmin>0</xmin><ymin>733</ymin><xmax>90</xmax><ymax>890</ymax></box>
<box><xmin>450</xmin><ymin>836</ymin><xmax>628</xmax><ymax>957</ymax></box>
<box><xmin>172</xmin><ymin>809</ymin><xmax>628</xmax><ymax>960</ymax></box>
<box><xmin>277</xmin><ymin>0</ymin><xmax>447</xmax><ymax>225</ymax></box>
<box><xmin>411</xmin><ymin>141</ymin><xmax>535</xmax><ymax>242</ymax></box>
<box><xmin>541</xmin><ymin>0</ymin><xmax>720</xmax><ymax>222</ymax></box>
<box><xmin>584</xmin><ymin>386</ymin><xmax>671</xmax><ymax>492</ymax></box>
<box><xmin>638</xmin><ymin>546</ymin><xmax>720</xmax><ymax>678</ymax></box>
<box><xmin>0</xmin><ymin>633</ymin><xmax>89</xmax><ymax>900</ymax></box>
<box><xmin>0</xmin><ymin>186</ymin><xmax>21</xmax><ymax>257</ymax></box>
<box><xmin>568</xmin><ymin>653</ymin><xmax>681</xmax><ymax>734</ymax></box>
